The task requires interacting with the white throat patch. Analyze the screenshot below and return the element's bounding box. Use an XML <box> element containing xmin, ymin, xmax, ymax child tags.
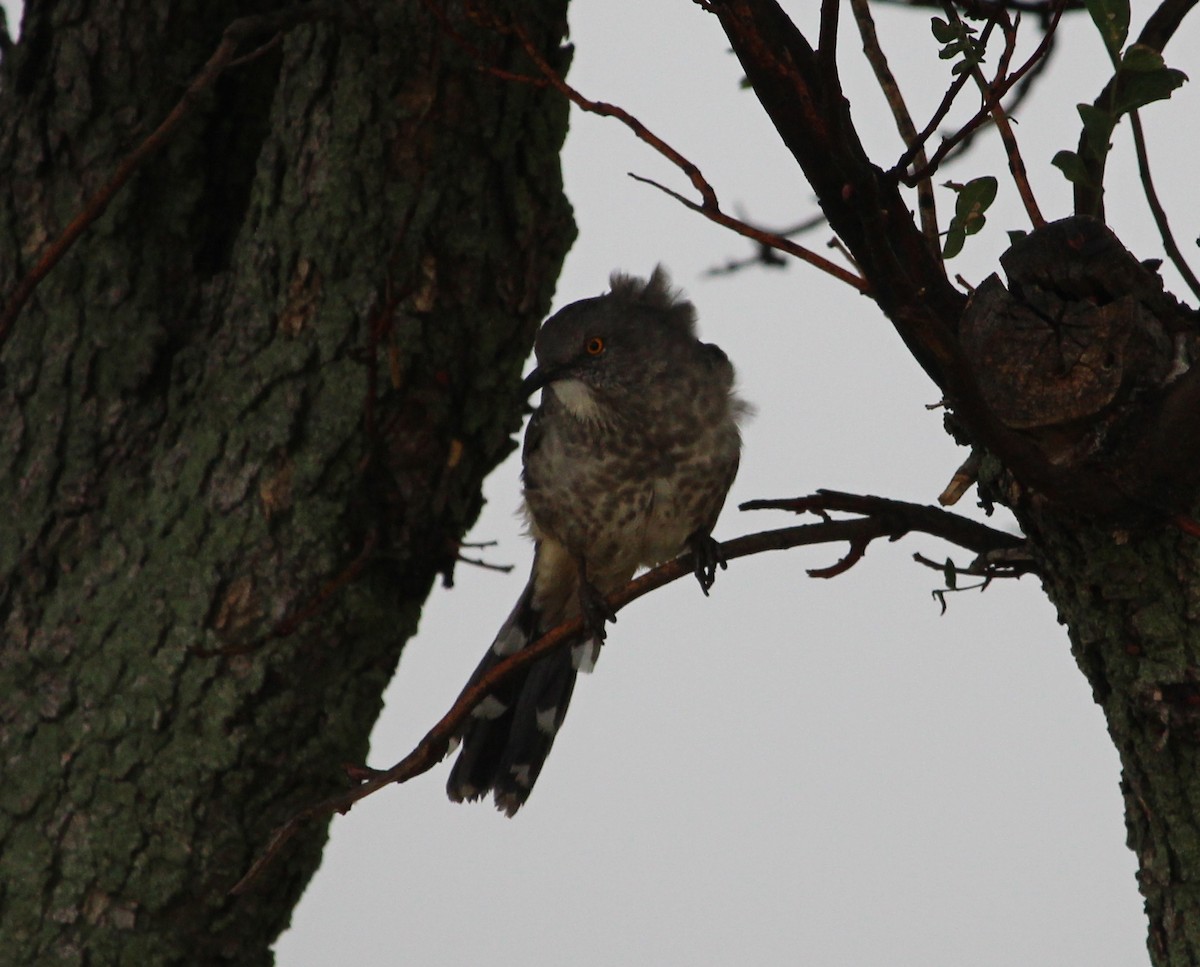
<box><xmin>550</xmin><ymin>378</ymin><xmax>604</xmax><ymax>422</ymax></box>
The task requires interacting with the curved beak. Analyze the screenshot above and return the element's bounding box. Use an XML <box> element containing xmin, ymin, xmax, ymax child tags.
<box><xmin>521</xmin><ymin>366</ymin><xmax>550</xmax><ymax>398</ymax></box>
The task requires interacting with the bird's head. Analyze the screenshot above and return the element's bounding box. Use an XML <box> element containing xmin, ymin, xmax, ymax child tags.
<box><xmin>522</xmin><ymin>267</ymin><xmax>698</xmax><ymax>419</ymax></box>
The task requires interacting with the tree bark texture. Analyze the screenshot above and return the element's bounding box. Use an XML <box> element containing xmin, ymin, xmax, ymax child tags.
<box><xmin>712</xmin><ymin>1</ymin><xmax>1200</xmax><ymax>963</ymax></box>
<box><xmin>0</xmin><ymin>1</ymin><xmax>574</xmax><ymax>963</ymax></box>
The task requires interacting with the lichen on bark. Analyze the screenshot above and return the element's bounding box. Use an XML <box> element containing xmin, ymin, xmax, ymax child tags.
<box><xmin>0</xmin><ymin>1</ymin><xmax>575</xmax><ymax>962</ymax></box>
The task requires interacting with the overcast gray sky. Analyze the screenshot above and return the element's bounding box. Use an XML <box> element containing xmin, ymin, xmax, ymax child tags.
<box><xmin>8</xmin><ymin>2</ymin><xmax>1198</xmax><ymax>964</ymax></box>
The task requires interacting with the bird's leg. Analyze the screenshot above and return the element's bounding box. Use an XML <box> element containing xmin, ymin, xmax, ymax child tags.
<box><xmin>575</xmin><ymin>557</ymin><xmax>616</xmax><ymax>643</ymax></box>
<box><xmin>687</xmin><ymin>529</ymin><xmax>727</xmax><ymax>596</ymax></box>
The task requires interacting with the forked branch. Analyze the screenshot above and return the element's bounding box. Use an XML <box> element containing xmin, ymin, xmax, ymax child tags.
<box><xmin>428</xmin><ymin>8</ymin><xmax>872</xmax><ymax>293</ymax></box>
<box><xmin>231</xmin><ymin>490</ymin><xmax>1026</xmax><ymax>894</ymax></box>
<box><xmin>849</xmin><ymin>0</ymin><xmax>940</xmax><ymax>255</ymax></box>
<box><xmin>895</xmin><ymin>3</ymin><xmax>1066</xmax><ymax>185</ymax></box>
<box><xmin>940</xmin><ymin>4</ymin><xmax>1046</xmax><ymax>228</ymax></box>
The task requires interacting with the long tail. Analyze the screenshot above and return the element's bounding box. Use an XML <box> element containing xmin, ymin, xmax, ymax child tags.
<box><xmin>446</xmin><ymin>553</ymin><xmax>593</xmax><ymax>816</ymax></box>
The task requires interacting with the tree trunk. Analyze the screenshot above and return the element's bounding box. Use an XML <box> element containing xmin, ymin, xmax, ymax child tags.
<box><xmin>712</xmin><ymin>2</ymin><xmax>1200</xmax><ymax>963</ymax></box>
<box><xmin>1023</xmin><ymin>507</ymin><xmax>1200</xmax><ymax>966</ymax></box>
<box><xmin>0</xmin><ymin>1</ymin><xmax>574</xmax><ymax>962</ymax></box>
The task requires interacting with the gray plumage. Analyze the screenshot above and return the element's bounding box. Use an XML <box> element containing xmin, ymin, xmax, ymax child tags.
<box><xmin>447</xmin><ymin>266</ymin><xmax>747</xmax><ymax>815</ymax></box>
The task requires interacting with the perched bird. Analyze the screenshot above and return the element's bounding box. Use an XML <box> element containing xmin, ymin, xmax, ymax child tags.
<box><xmin>446</xmin><ymin>267</ymin><xmax>747</xmax><ymax>815</ymax></box>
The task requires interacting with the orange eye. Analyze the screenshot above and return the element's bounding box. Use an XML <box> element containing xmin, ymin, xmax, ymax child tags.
<box><xmin>586</xmin><ymin>337</ymin><xmax>605</xmax><ymax>355</ymax></box>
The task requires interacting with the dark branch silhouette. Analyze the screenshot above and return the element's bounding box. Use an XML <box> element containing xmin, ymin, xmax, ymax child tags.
<box><xmin>231</xmin><ymin>489</ymin><xmax>1025</xmax><ymax>894</ymax></box>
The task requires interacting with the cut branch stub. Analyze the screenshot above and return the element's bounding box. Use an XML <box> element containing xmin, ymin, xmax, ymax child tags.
<box><xmin>962</xmin><ymin>283</ymin><xmax>1162</xmax><ymax>432</ymax></box>
<box><xmin>959</xmin><ymin>216</ymin><xmax>1200</xmax><ymax>512</ymax></box>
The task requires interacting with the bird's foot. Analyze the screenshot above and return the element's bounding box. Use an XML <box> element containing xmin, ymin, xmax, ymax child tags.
<box><xmin>689</xmin><ymin>532</ymin><xmax>727</xmax><ymax>596</ymax></box>
<box><xmin>577</xmin><ymin>579</ymin><xmax>617</xmax><ymax>643</ymax></box>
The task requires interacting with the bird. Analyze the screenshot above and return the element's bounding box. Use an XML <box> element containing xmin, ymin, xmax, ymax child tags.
<box><xmin>446</xmin><ymin>266</ymin><xmax>748</xmax><ymax>815</ymax></box>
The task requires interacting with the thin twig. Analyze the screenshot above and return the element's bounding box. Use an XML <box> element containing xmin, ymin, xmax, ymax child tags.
<box><xmin>912</xmin><ymin>549</ymin><xmax>1031</xmax><ymax>579</ymax></box>
<box><xmin>1071</xmin><ymin>0</ymin><xmax>1198</xmax><ymax>220</ymax></box>
<box><xmin>826</xmin><ymin>235</ymin><xmax>860</xmax><ymax>272</ymax></box>
<box><xmin>456</xmin><ymin>554</ymin><xmax>516</xmax><ymax>575</ymax></box>
<box><xmin>945</xmin><ymin>4</ymin><xmax>1045</xmax><ymax>228</ymax></box>
<box><xmin>630</xmin><ymin>175</ymin><xmax>870</xmax><ymax>293</ymax></box>
<box><xmin>231</xmin><ymin>490</ymin><xmax>1024</xmax><ymax>893</ymax></box>
<box><xmin>1128</xmin><ymin>109</ymin><xmax>1200</xmax><ymax>301</ymax></box>
<box><xmin>497</xmin><ymin>18</ymin><xmax>870</xmax><ymax>293</ymax></box>
<box><xmin>897</xmin><ymin>2</ymin><xmax>1066</xmax><ymax>185</ymax></box>
<box><xmin>508</xmin><ymin>23</ymin><xmax>717</xmax><ymax>210</ymax></box>
<box><xmin>0</xmin><ymin>3</ymin><xmax>339</xmax><ymax>347</ymax></box>
<box><xmin>704</xmin><ymin>210</ymin><xmax>827</xmax><ymax>276</ymax></box>
<box><xmin>807</xmin><ymin>535</ymin><xmax>871</xmax><ymax>578</ymax></box>
<box><xmin>850</xmin><ymin>0</ymin><xmax>940</xmax><ymax>257</ymax></box>
<box><xmin>891</xmin><ymin>58</ymin><xmax>976</xmax><ymax>178</ymax></box>
<box><xmin>954</xmin><ymin>11</ymin><xmax>1057</xmax><ymax>158</ymax></box>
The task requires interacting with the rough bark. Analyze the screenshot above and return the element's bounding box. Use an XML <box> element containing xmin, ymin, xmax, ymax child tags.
<box><xmin>0</xmin><ymin>1</ymin><xmax>574</xmax><ymax>963</ymax></box>
<box><xmin>711</xmin><ymin>1</ymin><xmax>1200</xmax><ymax>963</ymax></box>
<box><xmin>1022</xmin><ymin>508</ymin><xmax>1200</xmax><ymax>967</ymax></box>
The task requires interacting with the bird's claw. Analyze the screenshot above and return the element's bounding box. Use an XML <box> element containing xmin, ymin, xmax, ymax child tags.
<box><xmin>578</xmin><ymin>580</ymin><xmax>617</xmax><ymax>642</ymax></box>
<box><xmin>689</xmin><ymin>533</ymin><xmax>727</xmax><ymax>596</ymax></box>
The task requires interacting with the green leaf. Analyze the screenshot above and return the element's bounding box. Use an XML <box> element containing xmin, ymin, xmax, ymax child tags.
<box><xmin>942</xmin><ymin>224</ymin><xmax>966</xmax><ymax>259</ymax></box>
<box><xmin>930</xmin><ymin>16</ymin><xmax>957</xmax><ymax>44</ymax></box>
<box><xmin>1051</xmin><ymin>149</ymin><xmax>1095</xmax><ymax>186</ymax></box>
<box><xmin>941</xmin><ymin>176</ymin><xmax>997</xmax><ymax>258</ymax></box>
<box><xmin>1120</xmin><ymin>44</ymin><xmax>1165</xmax><ymax>72</ymax></box>
<box><xmin>1084</xmin><ymin>0</ymin><xmax>1129</xmax><ymax>56</ymax></box>
<box><xmin>955</xmin><ymin>175</ymin><xmax>997</xmax><ymax>229</ymax></box>
<box><xmin>1076</xmin><ymin>103</ymin><xmax>1115</xmax><ymax>160</ymax></box>
<box><xmin>1112</xmin><ymin>62</ymin><xmax>1188</xmax><ymax>115</ymax></box>
<box><xmin>930</xmin><ymin>15</ymin><xmax>984</xmax><ymax>68</ymax></box>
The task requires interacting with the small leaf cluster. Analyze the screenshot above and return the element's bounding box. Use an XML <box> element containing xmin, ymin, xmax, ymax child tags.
<box><xmin>930</xmin><ymin>16</ymin><xmax>986</xmax><ymax>77</ymax></box>
<box><xmin>942</xmin><ymin>176</ymin><xmax>998</xmax><ymax>259</ymax></box>
<box><xmin>1051</xmin><ymin>0</ymin><xmax>1187</xmax><ymax>189</ymax></box>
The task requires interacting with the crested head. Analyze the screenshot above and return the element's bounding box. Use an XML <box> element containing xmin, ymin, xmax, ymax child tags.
<box><xmin>533</xmin><ymin>266</ymin><xmax>698</xmax><ymax>374</ymax></box>
<box><xmin>605</xmin><ymin>265</ymin><xmax>697</xmax><ymax>337</ymax></box>
<box><xmin>527</xmin><ymin>266</ymin><xmax>733</xmax><ymax>422</ymax></box>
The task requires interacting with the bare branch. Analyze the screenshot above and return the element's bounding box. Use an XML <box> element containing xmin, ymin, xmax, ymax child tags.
<box><xmin>740</xmin><ymin>489</ymin><xmax>1025</xmax><ymax>555</ymax></box>
<box><xmin>713</xmin><ymin>0</ymin><xmax>970</xmax><ymax>397</ymax></box>
<box><xmin>231</xmin><ymin>489</ymin><xmax>1024</xmax><ymax>893</ymax></box>
<box><xmin>505</xmin><ymin>22</ymin><xmax>718</xmax><ymax>210</ymax></box>
<box><xmin>455</xmin><ymin>553</ymin><xmax>517</xmax><ymax>575</ymax></box>
<box><xmin>630</xmin><ymin>175</ymin><xmax>870</xmax><ymax>293</ymax></box>
<box><xmin>1127</xmin><ymin>110</ymin><xmax>1200</xmax><ymax>301</ymax></box>
<box><xmin>931</xmin><ymin>4</ymin><xmax>1045</xmax><ymax>228</ymax></box>
<box><xmin>850</xmin><ymin>0</ymin><xmax>941</xmax><ymax>256</ymax></box>
<box><xmin>432</xmin><ymin>11</ymin><xmax>869</xmax><ymax>293</ymax></box>
<box><xmin>962</xmin><ymin>12</ymin><xmax>1046</xmax><ymax>228</ymax></box>
<box><xmin>890</xmin><ymin>46</ymin><xmax>978</xmax><ymax>179</ymax></box>
<box><xmin>513</xmin><ymin>25</ymin><xmax>871</xmax><ymax>291</ymax></box>
<box><xmin>898</xmin><ymin>4</ymin><xmax>1065</xmax><ymax>185</ymax></box>
<box><xmin>705</xmin><ymin>210</ymin><xmax>828</xmax><ymax>276</ymax></box>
